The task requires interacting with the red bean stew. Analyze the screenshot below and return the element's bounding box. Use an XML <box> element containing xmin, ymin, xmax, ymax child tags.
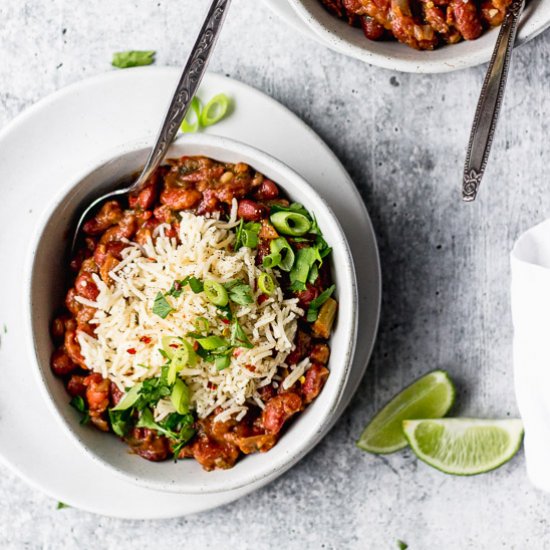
<box><xmin>320</xmin><ymin>0</ymin><xmax>511</xmax><ymax>50</ymax></box>
<box><xmin>50</xmin><ymin>156</ymin><xmax>337</xmax><ymax>470</ymax></box>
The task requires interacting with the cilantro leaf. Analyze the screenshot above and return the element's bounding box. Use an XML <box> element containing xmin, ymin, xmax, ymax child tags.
<box><xmin>152</xmin><ymin>292</ymin><xmax>173</xmax><ymax>319</ymax></box>
<box><xmin>397</xmin><ymin>541</ymin><xmax>408</xmax><ymax>550</ymax></box>
<box><xmin>70</xmin><ymin>395</ymin><xmax>90</xmax><ymax>425</ymax></box>
<box><xmin>56</xmin><ymin>502</ymin><xmax>70</xmax><ymax>510</ymax></box>
<box><xmin>230</xmin><ymin>319</ymin><xmax>253</xmax><ymax>349</ymax></box>
<box><xmin>306</xmin><ymin>285</ymin><xmax>336</xmax><ymax>322</ymax></box>
<box><xmin>166</xmin><ymin>277</ymin><xmax>204</xmax><ymax>298</ymax></box>
<box><xmin>109</xmin><ymin>408</ymin><xmax>133</xmax><ymax>437</ymax></box>
<box><xmin>112</xmin><ymin>50</ymin><xmax>155</xmax><ymax>69</ymax></box>
<box><xmin>224</xmin><ymin>280</ymin><xmax>253</xmax><ymax>305</ymax></box>
<box><xmin>137</xmin><ymin>408</ymin><xmax>196</xmax><ymax>456</ymax></box>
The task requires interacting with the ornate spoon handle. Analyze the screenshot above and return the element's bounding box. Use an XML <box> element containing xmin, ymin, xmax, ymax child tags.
<box><xmin>131</xmin><ymin>0</ymin><xmax>232</xmax><ymax>192</ymax></box>
<box><xmin>462</xmin><ymin>0</ymin><xmax>525</xmax><ymax>202</ymax></box>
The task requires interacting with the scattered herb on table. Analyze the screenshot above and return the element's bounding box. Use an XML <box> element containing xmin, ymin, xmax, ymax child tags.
<box><xmin>112</xmin><ymin>50</ymin><xmax>156</xmax><ymax>69</ymax></box>
<box><xmin>180</xmin><ymin>93</ymin><xmax>231</xmax><ymax>133</ymax></box>
<box><xmin>56</xmin><ymin>501</ymin><xmax>70</xmax><ymax>510</ymax></box>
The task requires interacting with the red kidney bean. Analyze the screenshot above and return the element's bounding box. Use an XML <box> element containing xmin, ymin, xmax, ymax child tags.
<box><xmin>237</xmin><ymin>199</ymin><xmax>266</xmax><ymax>221</ymax></box>
<box><xmin>254</xmin><ymin>179</ymin><xmax>279</xmax><ymax>201</ymax></box>
<box><xmin>51</xmin><ymin>348</ymin><xmax>77</xmax><ymax>376</ymax></box>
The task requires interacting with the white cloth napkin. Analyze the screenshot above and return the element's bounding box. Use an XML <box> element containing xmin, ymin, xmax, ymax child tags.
<box><xmin>511</xmin><ymin>219</ymin><xmax>550</xmax><ymax>492</ymax></box>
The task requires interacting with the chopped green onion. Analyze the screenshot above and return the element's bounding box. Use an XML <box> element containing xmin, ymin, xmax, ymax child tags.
<box><xmin>112</xmin><ymin>50</ymin><xmax>155</xmax><ymax>69</ymax></box>
<box><xmin>171</xmin><ymin>379</ymin><xmax>191</xmax><ymax>414</ymax></box>
<box><xmin>290</xmin><ymin>247</ymin><xmax>322</xmax><ymax>291</ymax></box>
<box><xmin>263</xmin><ymin>238</ymin><xmax>295</xmax><ymax>272</ymax></box>
<box><xmin>242</xmin><ymin>228</ymin><xmax>259</xmax><ymax>248</ymax></box>
<box><xmin>161</xmin><ymin>335</ymin><xmax>180</xmax><ymax>360</ymax></box>
<box><xmin>181</xmin><ymin>96</ymin><xmax>202</xmax><ymax>133</ymax></box>
<box><xmin>152</xmin><ymin>292</ymin><xmax>173</xmax><ymax>319</ymax></box>
<box><xmin>258</xmin><ymin>272</ymin><xmax>275</xmax><ymax>295</ymax></box>
<box><xmin>262</xmin><ymin>252</ymin><xmax>281</xmax><ymax>269</ymax></box>
<box><xmin>200</xmin><ymin>94</ymin><xmax>230</xmax><ymax>127</ymax></box>
<box><xmin>168</xmin><ymin>340</ymin><xmax>197</xmax><ymax>384</ymax></box>
<box><xmin>308</xmin><ymin>263</ymin><xmax>319</xmax><ymax>285</ymax></box>
<box><xmin>306</xmin><ymin>284</ymin><xmax>336</xmax><ymax>322</ymax></box>
<box><xmin>111</xmin><ymin>383</ymin><xmax>143</xmax><ymax>411</ymax></box>
<box><xmin>204</xmin><ymin>280</ymin><xmax>229</xmax><ymax>306</ymax></box>
<box><xmin>234</xmin><ymin>220</ymin><xmax>260</xmax><ymax>250</ymax></box>
<box><xmin>270</xmin><ymin>211</ymin><xmax>311</xmax><ymax>236</ymax></box>
<box><xmin>194</xmin><ymin>316</ymin><xmax>210</xmax><ymax>334</ymax></box>
<box><xmin>197</xmin><ymin>335</ymin><xmax>228</xmax><ymax>350</ymax></box>
<box><xmin>215</xmin><ymin>354</ymin><xmax>231</xmax><ymax>371</ymax></box>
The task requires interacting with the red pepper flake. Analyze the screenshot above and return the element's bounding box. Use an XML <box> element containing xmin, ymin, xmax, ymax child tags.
<box><xmin>207</xmin><ymin>382</ymin><xmax>217</xmax><ymax>390</ymax></box>
<box><xmin>140</xmin><ymin>336</ymin><xmax>152</xmax><ymax>344</ymax></box>
<box><xmin>220</xmin><ymin>317</ymin><xmax>230</xmax><ymax>325</ymax></box>
<box><xmin>127</xmin><ymin>348</ymin><xmax>137</xmax><ymax>355</ymax></box>
<box><xmin>258</xmin><ymin>294</ymin><xmax>268</xmax><ymax>305</ymax></box>
<box><xmin>169</xmin><ymin>343</ymin><xmax>180</xmax><ymax>349</ymax></box>
<box><xmin>244</xmin><ymin>364</ymin><xmax>256</xmax><ymax>372</ymax></box>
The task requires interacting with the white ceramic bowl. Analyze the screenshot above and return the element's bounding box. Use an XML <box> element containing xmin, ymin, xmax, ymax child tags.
<box><xmin>287</xmin><ymin>0</ymin><xmax>550</xmax><ymax>73</ymax></box>
<box><xmin>26</xmin><ymin>134</ymin><xmax>358</xmax><ymax>494</ymax></box>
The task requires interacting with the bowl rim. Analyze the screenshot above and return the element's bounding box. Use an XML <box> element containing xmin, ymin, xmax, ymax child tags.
<box><xmin>286</xmin><ymin>0</ymin><xmax>547</xmax><ymax>73</ymax></box>
<box><xmin>24</xmin><ymin>133</ymin><xmax>359</xmax><ymax>494</ymax></box>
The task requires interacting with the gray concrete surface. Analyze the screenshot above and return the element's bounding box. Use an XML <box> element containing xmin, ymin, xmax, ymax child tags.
<box><xmin>1</xmin><ymin>0</ymin><xmax>550</xmax><ymax>548</ymax></box>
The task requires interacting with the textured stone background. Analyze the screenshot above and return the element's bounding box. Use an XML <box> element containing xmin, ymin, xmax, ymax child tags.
<box><xmin>2</xmin><ymin>0</ymin><xmax>550</xmax><ymax>548</ymax></box>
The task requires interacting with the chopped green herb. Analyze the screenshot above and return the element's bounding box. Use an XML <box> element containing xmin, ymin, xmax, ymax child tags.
<box><xmin>263</xmin><ymin>237</ymin><xmax>295</xmax><ymax>272</ymax></box>
<box><xmin>290</xmin><ymin>247</ymin><xmax>322</xmax><ymax>292</ymax></box>
<box><xmin>197</xmin><ymin>335</ymin><xmax>229</xmax><ymax>350</ymax></box>
<box><xmin>181</xmin><ymin>96</ymin><xmax>202</xmax><ymax>133</ymax></box>
<box><xmin>137</xmin><ymin>369</ymin><xmax>172</xmax><ymax>409</ymax></box>
<box><xmin>258</xmin><ymin>272</ymin><xmax>275</xmax><ymax>295</ymax></box>
<box><xmin>270</xmin><ymin>211</ymin><xmax>311</xmax><ymax>236</ymax></box>
<box><xmin>166</xmin><ymin>277</ymin><xmax>204</xmax><ymax>298</ymax></box>
<box><xmin>70</xmin><ymin>395</ymin><xmax>90</xmax><ymax>425</ymax></box>
<box><xmin>397</xmin><ymin>541</ymin><xmax>408</xmax><ymax>550</ymax></box>
<box><xmin>225</xmin><ymin>280</ymin><xmax>253</xmax><ymax>306</ymax></box>
<box><xmin>110</xmin><ymin>383</ymin><xmax>143</xmax><ymax>411</ymax></box>
<box><xmin>171</xmin><ymin>379</ymin><xmax>191</xmax><ymax>414</ymax></box>
<box><xmin>204</xmin><ymin>280</ymin><xmax>229</xmax><ymax>307</ymax></box>
<box><xmin>234</xmin><ymin>220</ymin><xmax>261</xmax><ymax>251</ymax></box>
<box><xmin>308</xmin><ymin>263</ymin><xmax>319</xmax><ymax>285</ymax></box>
<box><xmin>194</xmin><ymin>316</ymin><xmax>210</xmax><ymax>334</ymax></box>
<box><xmin>152</xmin><ymin>292</ymin><xmax>173</xmax><ymax>319</ymax></box>
<box><xmin>200</xmin><ymin>94</ymin><xmax>230</xmax><ymax>127</ymax></box>
<box><xmin>269</xmin><ymin>202</ymin><xmax>311</xmax><ymax>219</ymax></box>
<box><xmin>230</xmin><ymin>319</ymin><xmax>253</xmax><ymax>349</ymax></box>
<box><xmin>56</xmin><ymin>502</ymin><xmax>70</xmax><ymax>510</ymax></box>
<box><xmin>137</xmin><ymin>407</ymin><xmax>195</xmax><ymax>455</ymax></box>
<box><xmin>112</xmin><ymin>50</ymin><xmax>155</xmax><ymax>69</ymax></box>
<box><xmin>167</xmin><ymin>340</ymin><xmax>197</xmax><ymax>384</ymax></box>
<box><xmin>3</xmin><ymin>324</ymin><xmax>6</xmax><ymax>334</ymax></box>
<box><xmin>306</xmin><ymin>285</ymin><xmax>336</xmax><ymax>322</ymax></box>
<box><xmin>109</xmin><ymin>408</ymin><xmax>133</xmax><ymax>437</ymax></box>
<box><xmin>215</xmin><ymin>353</ymin><xmax>232</xmax><ymax>371</ymax></box>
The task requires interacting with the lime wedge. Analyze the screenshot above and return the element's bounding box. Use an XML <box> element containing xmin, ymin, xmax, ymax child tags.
<box><xmin>356</xmin><ymin>370</ymin><xmax>455</xmax><ymax>454</ymax></box>
<box><xmin>403</xmin><ymin>418</ymin><xmax>524</xmax><ymax>475</ymax></box>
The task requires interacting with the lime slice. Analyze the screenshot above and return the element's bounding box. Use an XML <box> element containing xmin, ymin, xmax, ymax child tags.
<box><xmin>403</xmin><ymin>418</ymin><xmax>524</xmax><ymax>475</ymax></box>
<box><xmin>356</xmin><ymin>370</ymin><xmax>455</xmax><ymax>454</ymax></box>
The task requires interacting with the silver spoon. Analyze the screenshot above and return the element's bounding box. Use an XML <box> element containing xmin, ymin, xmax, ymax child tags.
<box><xmin>71</xmin><ymin>0</ymin><xmax>232</xmax><ymax>252</ymax></box>
<box><xmin>462</xmin><ymin>0</ymin><xmax>525</xmax><ymax>202</ymax></box>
